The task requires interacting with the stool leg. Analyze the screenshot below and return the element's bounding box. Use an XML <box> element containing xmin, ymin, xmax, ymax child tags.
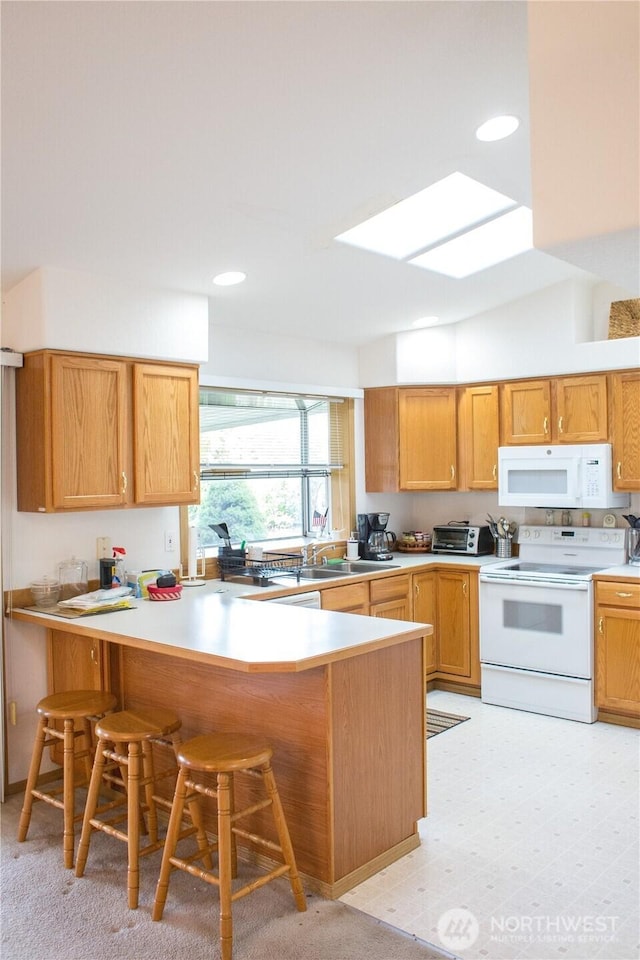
<box><xmin>79</xmin><ymin>717</ymin><xmax>95</xmax><ymax>783</ymax></box>
<box><xmin>75</xmin><ymin>737</ymin><xmax>108</xmax><ymax>878</ymax></box>
<box><xmin>141</xmin><ymin>740</ymin><xmax>159</xmax><ymax>844</ymax></box>
<box><xmin>261</xmin><ymin>761</ymin><xmax>306</xmax><ymax>912</ymax></box>
<box><xmin>17</xmin><ymin>716</ymin><xmax>47</xmax><ymax>842</ymax></box>
<box><xmin>217</xmin><ymin>771</ymin><xmax>234</xmax><ymax>960</ymax></box>
<box><xmin>62</xmin><ymin>717</ymin><xmax>76</xmax><ymax>868</ymax></box>
<box><xmin>127</xmin><ymin>740</ymin><xmax>142</xmax><ymax>909</ymax></box>
<box><xmin>152</xmin><ymin>766</ymin><xmax>188</xmax><ymax>922</ymax></box>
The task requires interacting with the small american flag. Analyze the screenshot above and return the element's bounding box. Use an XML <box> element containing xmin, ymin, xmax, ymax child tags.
<box><xmin>312</xmin><ymin>509</ymin><xmax>328</xmax><ymax>528</ymax></box>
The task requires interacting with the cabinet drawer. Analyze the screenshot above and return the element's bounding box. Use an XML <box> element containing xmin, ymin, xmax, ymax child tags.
<box><xmin>321</xmin><ymin>581</ymin><xmax>369</xmax><ymax>612</ymax></box>
<box><xmin>596</xmin><ymin>581</ymin><xmax>640</xmax><ymax>608</ymax></box>
<box><xmin>369</xmin><ymin>574</ymin><xmax>410</xmax><ymax>604</ymax></box>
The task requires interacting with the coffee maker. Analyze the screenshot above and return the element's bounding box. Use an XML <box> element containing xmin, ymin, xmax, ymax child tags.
<box><xmin>357</xmin><ymin>512</ymin><xmax>394</xmax><ymax>561</ymax></box>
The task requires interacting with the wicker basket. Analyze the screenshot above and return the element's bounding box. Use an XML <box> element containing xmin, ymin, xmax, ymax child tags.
<box><xmin>608</xmin><ymin>298</ymin><xmax>640</xmax><ymax>339</ymax></box>
<box><xmin>148</xmin><ymin>584</ymin><xmax>183</xmax><ymax>601</ymax></box>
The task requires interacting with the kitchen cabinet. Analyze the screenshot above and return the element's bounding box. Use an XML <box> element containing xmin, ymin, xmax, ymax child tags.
<box><xmin>595</xmin><ymin>580</ymin><xmax>640</xmax><ymax>719</ymax></box>
<box><xmin>364</xmin><ymin>386</ymin><xmax>457</xmax><ymax>491</ymax></box>
<box><xmin>16</xmin><ymin>350</ymin><xmax>200</xmax><ymax>512</ymax></box>
<box><xmin>320</xmin><ymin>580</ymin><xmax>369</xmax><ymax>614</ymax></box>
<box><xmin>412</xmin><ymin>570</ymin><xmax>437</xmax><ymax>679</ymax></box>
<box><xmin>412</xmin><ymin>568</ymin><xmax>479</xmax><ymax>688</ymax></box>
<box><xmin>610</xmin><ymin>371</ymin><xmax>640</xmax><ymax>491</ymax></box>
<box><xmin>500</xmin><ymin>374</ymin><xmax>608</xmax><ymax>445</ymax></box>
<box><xmin>369</xmin><ymin>574</ymin><xmax>411</xmax><ymax>620</ymax></box>
<box><xmin>457</xmin><ymin>384</ymin><xmax>499</xmax><ymax>489</ymax></box>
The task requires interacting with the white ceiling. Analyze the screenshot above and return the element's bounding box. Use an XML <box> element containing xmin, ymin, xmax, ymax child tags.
<box><xmin>0</xmin><ymin>1</ymin><xmax>622</xmax><ymax>347</ymax></box>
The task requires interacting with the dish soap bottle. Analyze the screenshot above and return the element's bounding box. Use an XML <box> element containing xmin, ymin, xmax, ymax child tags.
<box><xmin>112</xmin><ymin>546</ymin><xmax>126</xmax><ymax>587</ymax></box>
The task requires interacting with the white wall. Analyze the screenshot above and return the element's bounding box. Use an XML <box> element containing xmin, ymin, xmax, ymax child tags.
<box><xmin>358</xmin><ymin>279</ymin><xmax>640</xmax><ymax>387</ymax></box>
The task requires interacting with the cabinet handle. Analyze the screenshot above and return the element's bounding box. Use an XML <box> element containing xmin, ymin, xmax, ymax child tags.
<box><xmin>90</xmin><ymin>645</ymin><xmax>97</xmax><ymax>664</ymax></box>
<box><xmin>462</xmin><ymin>580</ymin><xmax>467</xmax><ymax>597</ymax></box>
<box><xmin>450</xmin><ymin>465</ymin><xmax>455</xmax><ymax>480</ymax></box>
<box><xmin>617</xmin><ymin>461</ymin><xmax>622</xmax><ymax>479</ymax></box>
<box><xmin>121</xmin><ymin>471</ymin><xmax>128</xmax><ymax>494</ymax></box>
<box><xmin>193</xmin><ymin>471</ymin><xmax>199</xmax><ymax>492</ymax></box>
<box><xmin>615</xmin><ymin>591</ymin><xmax>633</xmax><ymax>598</ymax></box>
<box><xmin>598</xmin><ymin>617</ymin><xmax>604</xmax><ymax>635</ymax></box>
<box><xmin>415</xmin><ymin>583</ymin><xmax>420</xmax><ymax>596</ymax></box>
<box><xmin>543</xmin><ymin>416</ymin><xmax>549</xmax><ymax>435</ymax></box>
<box><xmin>492</xmin><ymin>464</ymin><xmax>497</xmax><ymax>480</ymax></box>
<box><xmin>558</xmin><ymin>416</ymin><xmax>563</xmax><ymax>433</ymax></box>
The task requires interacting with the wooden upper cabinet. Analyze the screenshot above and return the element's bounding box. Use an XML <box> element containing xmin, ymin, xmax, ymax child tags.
<box><xmin>132</xmin><ymin>363</ymin><xmax>200</xmax><ymax>505</ymax></box>
<box><xmin>501</xmin><ymin>375</ymin><xmax>609</xmax><ymax>445</ymax></box>
<box><xmin>610</xmin><ymin>371</ymin><xmax>640</xmax><ymax>491</ymax></box>
<box><xmin>16</xmin><ymin>350</ymin><xmax>200</xmax><ymax>512</ymax></box>
<box><xmin>500</xmin><ymin>379</ymin><xmax>552</xmax><ymax>444</ymax></box>
<box><xmin>554</xmin><ymin>375</ymin><xmax>608</xmax><ymax>443</ymax></box>
<box><xmin>457</xmin><ymin>384</ymin><xmax>499</xmax><ymax>489</ymax></box>
<box><xmin>399</xmin><ymin>388</ymin><xmax>457</xmax><ymax>489</ymax></box>
<box><xmin>365</xmin><ymin>386</ymin><xmax>457</xmax><ymax>491</ymax></box>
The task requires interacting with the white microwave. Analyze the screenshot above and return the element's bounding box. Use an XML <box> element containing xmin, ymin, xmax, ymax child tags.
<box><xmin>498</xmin><ymin>443</ymin><xmax>630</xmax><ymax>509</ymax></box>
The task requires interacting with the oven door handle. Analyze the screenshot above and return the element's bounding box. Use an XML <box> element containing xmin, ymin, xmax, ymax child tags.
<box><xmin>479</xmin><ymin>575</ymin><xmax>590</xmax><ymax>590</ymax></box>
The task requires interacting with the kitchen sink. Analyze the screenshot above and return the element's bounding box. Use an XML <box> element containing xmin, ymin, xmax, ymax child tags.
<box><xmin>322</xmin><ymin>561</ymin><xmax>401</xmax><ymax>573</ymax></box>
<box><xmin>295</xmin><ymin>566</ymin><xmax>353</xmax><ymax>579</ymax></box>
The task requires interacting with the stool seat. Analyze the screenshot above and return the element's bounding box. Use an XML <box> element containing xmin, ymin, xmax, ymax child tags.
<box><xmin>76</xmin><ymin>706</ymin><xmax>209</xmax><ymax>910</ymax></box>
<box><xmin>153</xmin><ymin>731</ymin><xmax>306</xmax><ymax>960</ymax></box>
<box><xmin>177</xmin><ymin>733</ymin><xmax>273</xmax><ymax>772</ymax></box>
<box><xmin>96</xmin><ymin>707</ymin><xmax>182</xmax><ymax>742</ymax></box>
<box><xmin>37</xmin><ymin>690</ymin><xmax>118</xmax><ymax>720</ymax></box>
<box><xmin>18</xmin><ymin>689</ymin><xmax>118</xmax><ymax>868</ymax></box>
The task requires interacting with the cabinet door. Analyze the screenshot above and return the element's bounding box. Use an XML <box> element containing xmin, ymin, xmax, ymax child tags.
<box><xmin>50</xmin><ymin>354</ymin><xmax>129</xmax><ymax>509</ymax></box>
<box><xmin>436</xmin><ymin>571</ymin><xmax>471</xmax><ymax>677</ymax></box>
<box><xmin>500</xmin><ymin>380</ymin><xmax>551</xmax><ymax>445</ymax></box>
<box><xmin>48</xmin><ymin>630</ymin><xmax>107</xmax><ymax>693</ymax></box>
<box><xmin>412</xmin><ymin>571</ymin><xmax>437</xmax><ymax>678</ymax></box>
<box><xmin>132</xmin><ymin>363</ymin><xmax>200</xmax><ymax>505</ymax></box>
<box><xmin>370</xmin><ymin>597</ymin><xmax>411</xmax><ymax>620</ymax></box>
<box><xmin>458</xmin><ymin>385</ymin><xmax>499</xmax><ymax>489</ymax></box>
<box><xmin>611</xmin><ymin>372</ymin><xmax>640</xmax><ymax>491</ymax></box>
<box><xmin>398</xmin><ymin>388</ymin><xmax>457</xmax><ymax>489</ymax></box>
<box><xmin>596</xmin><ymin>607</ymin><xmax>640</xmax><ymax>715</ymax></box>
<box><xmin>320</xmin><ymin>581</ymin><xmax>369</xmax><ymax>614</ymax></box>
<box><xmin>555</xmin><ymin>375</ymin><xmax>608</xmax><ymax>443</ymax></box>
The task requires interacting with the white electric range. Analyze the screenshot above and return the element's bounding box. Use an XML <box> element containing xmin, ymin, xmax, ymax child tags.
<box><xmin>479</xmin><ymin>525</ymin><xmax>627</xmax><ymax>723</ymax></box>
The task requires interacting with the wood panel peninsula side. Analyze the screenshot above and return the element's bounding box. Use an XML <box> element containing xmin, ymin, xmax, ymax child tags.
<box><xmin>11</xmin><ymin>587</ymin><xmax>431</xmax><ymax>899</ymax></box>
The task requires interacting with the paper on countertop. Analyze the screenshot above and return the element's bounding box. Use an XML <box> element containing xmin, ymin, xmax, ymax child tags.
<box><xmin>58</xmin><ymin>586</ymin><xmax>133</xmax><ymax>610</ymax></box>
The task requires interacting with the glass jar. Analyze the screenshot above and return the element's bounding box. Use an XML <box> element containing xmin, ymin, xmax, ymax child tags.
<box><xmin>57</xmin><ymin>557</ymin><xmax>88</xmax><ymax>600</ymax></box>
<box><xmin>626</xmin><ymin>527</ymin><xmax>640</xmax><ymax>566</ymax></box>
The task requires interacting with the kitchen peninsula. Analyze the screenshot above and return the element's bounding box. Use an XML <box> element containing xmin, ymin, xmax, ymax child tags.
<box><xmin>11</xmin><ymin>585</ymin><xmax>431</xmax><ymax>898</ymax></box>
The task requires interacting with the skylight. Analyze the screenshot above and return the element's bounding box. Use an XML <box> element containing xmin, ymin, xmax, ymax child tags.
<box><xmin>409</xmin><ymin>207</ymin><xmax>533</xmax><ymax>278</ymax></box>
<box><xmin>334</xmin><ymin>173</ymin><xmax>516</xmax><ymax>259</ymax></box>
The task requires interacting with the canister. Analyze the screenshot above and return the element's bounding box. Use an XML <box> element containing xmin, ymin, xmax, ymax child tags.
<box><xmin>57</xmin><ymin>557</ymin><xmax>88</xmax><ymax>600</ymax></box>
<box><xmin>626</xmin><ymin>527</ymin><xmax>640</xmax><ymax>565</ymax></box>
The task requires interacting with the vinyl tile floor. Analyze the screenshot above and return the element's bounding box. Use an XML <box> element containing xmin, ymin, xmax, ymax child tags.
<box><xmin>340</xmin><ymin>690</ymin><xmax>639</xmax><ymax>960</ymax></box>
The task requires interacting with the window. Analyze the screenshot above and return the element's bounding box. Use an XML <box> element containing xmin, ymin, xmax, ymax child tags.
<box><xmin>187</xmin><ymin>388</ymin><xmax>349</xmax><ymax>551</ymax></box>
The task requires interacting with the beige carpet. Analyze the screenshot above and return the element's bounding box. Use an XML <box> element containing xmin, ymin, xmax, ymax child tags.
<box><xmin>1</xmin><ymin>793</ymin><xmax>452</xmax><ymax>960</ymax></box>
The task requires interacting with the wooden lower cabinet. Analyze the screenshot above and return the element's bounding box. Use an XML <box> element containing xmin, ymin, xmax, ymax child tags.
<box><xmin>369</xmin><ymin>574</ymin><xmax>411</xmax><ymax>620</ymax></box>
<box><xmin>412</xmin><ymin>568</ymin><xmax>479</xmax><ymax>688</ymax></box>
<box><xmin>320</xmin><ymin>580</ymin><xmax>369</xmax><ymax>614</ymax></box>
<box><xmin>48</xmin><ymin>629</ymin><xmax>111</xmax><ymax>694</ymax></box>
<box><xmin>595</xmin><ymin>580</ymin><xmax>640</xmax><ymax>719</ymax></box>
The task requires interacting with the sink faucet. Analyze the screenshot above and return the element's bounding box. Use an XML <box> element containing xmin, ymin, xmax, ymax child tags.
<box><xmin>310</xmin><ymin>543</ymin><xmax>338</xmax><ymax>565</ymax></box>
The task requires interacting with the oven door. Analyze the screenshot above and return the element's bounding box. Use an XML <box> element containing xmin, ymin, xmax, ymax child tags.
<box><xmin>479</xmin><ymin>576</ymin><xmax>593</xmax><ymax>678</ymax></box>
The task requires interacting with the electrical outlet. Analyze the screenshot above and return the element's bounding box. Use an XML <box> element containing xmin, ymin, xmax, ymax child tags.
<box><xmin>164</xmin><ymin>531</ymin><xmax>177</xmax><ymax>552</ymax></box>
<box><xmin>96</xmin><ymin>536</ymin><xmax>112</xmax><ymax>559</ymax></box>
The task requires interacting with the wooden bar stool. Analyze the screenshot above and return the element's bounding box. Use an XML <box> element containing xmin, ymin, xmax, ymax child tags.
<box><xmin>18</xmin><ymin>689</ymin><xmax>118</xmax><ymax>868</ymax></box>
<box><xmin>75</xmin><ymin>707</ymin><xmax>210</xmax><ymax>909</ymax></box>
<box><xmin>152</xmin><ymin>732</ymin><xmax>306</xmax><ymax>960</ymax></box>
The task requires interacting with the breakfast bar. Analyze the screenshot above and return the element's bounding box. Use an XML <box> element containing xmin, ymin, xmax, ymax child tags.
<box><xmin>11</xmin><ymin>586</ymin><xmax>430</xmax><ymax>898</ymax></box>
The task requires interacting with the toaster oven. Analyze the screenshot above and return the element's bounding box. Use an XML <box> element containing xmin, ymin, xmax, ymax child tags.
<box><xmin>432</xmin><ymin>524</ymin><xmax>494</xmax><ymax>556</ymax></box>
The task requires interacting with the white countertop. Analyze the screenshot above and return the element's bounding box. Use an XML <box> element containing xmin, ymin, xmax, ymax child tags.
<box><xmin>12</xmin><ymin>579</ymin><xmax>431</xmax><ymax>673</ymax></box>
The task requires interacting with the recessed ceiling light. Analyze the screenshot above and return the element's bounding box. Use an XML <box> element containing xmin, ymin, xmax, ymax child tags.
<box><xmin>409</xmin><ymin>207</ymin><xmax>533</xmax><ymax>278</ymax></box>
<box><xmin>475</xmin><ymin>115</ymin><xmax>520</xmax><ymax>142</ymax></box>
<box><xmin>213</xmin><ymin>271</ymin><xmax>247</xmax><ymax>286</ymax></box>
<box><xmin>334</xmin><ymin>173</ymin><xmax>515</xmax><ymax>259</ymax></box>
<box><xmin>412</xmin><ymin>316</ymin><xmax>440</xmax><ymax>328</ymax></box>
